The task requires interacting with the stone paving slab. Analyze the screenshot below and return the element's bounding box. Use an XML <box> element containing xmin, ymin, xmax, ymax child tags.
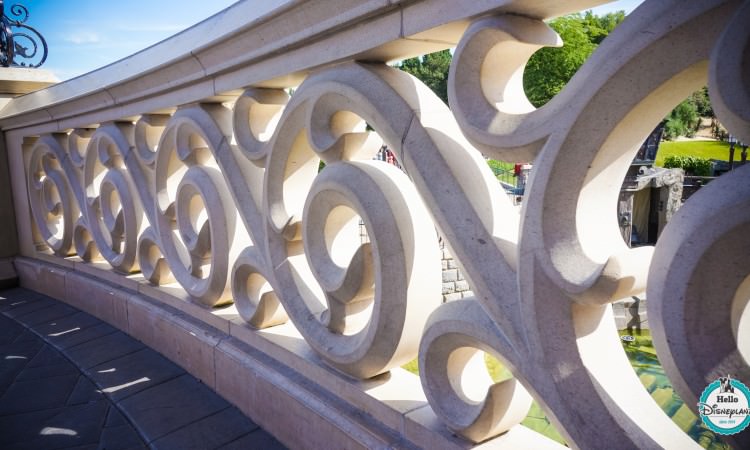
<box><xmin>86</xmin><ymin>348</ymin><xmax>186</xmax><ymax>402</ymax></box>
<box><xmin>119</xmin><ymin>374</ymin><xmax>231</xmax><ymax>443</ymax></box>
<box><xmin>0</xmin><ymin>373</ymin><xmax>80</xmax><ymax>416</ymax></box>
<box><xmin>0</xmin><ymin>315</ymin><xmax>24</xmax><ymax>344</ymax></box>
<box><xmin>1</xmin><ymin>297</ymin><xmax>57</xmax><ymax>319</ymax></box>
<box><xmin>13</xmin><ymin>302</ymin><xmax>78</xmax><ymax>327</ymax></box>
<box><xmin>0</xmin><ymin>287</ymin><xmax>286</xmax><ymax>449</ymax></box>
<box><xmin>150</xmin><ymin>406</ymin><xmax>262</xmax><ymax>450</ymax></box>
<box><xmin>218</xmin><ymin>429</ymin><xmax>291</xmax><ymax>449</ymax></box>
<box><xmin>65</xmin><ymin>331</ymin><xmax>146</xmax><ymax>370</ymax></box>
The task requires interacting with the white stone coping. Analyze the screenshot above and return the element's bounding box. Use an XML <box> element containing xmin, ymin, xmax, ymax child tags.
<box><xmin>0</xmin><ymin>68</ymin><xmax>58</xmax><ymax>95</ymax></box>
<box><xmin>0</xmin><ymin>0</ymin><xmax>608</xmax><ymax>132</ymax></box>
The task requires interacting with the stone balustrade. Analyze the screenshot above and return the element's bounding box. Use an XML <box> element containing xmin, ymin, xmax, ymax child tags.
<box><xmin>1</xmin><ymin>0</ymin><xmax>748</xmax><ymax>448</ymax></box>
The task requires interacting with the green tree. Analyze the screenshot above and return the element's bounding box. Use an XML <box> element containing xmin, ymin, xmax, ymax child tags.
<box><xmin>688</xmin><ymin>87</ymin><xmax>713</xmax><ymax>117</ymax></box>
<box><xmin>398</xmin><ymin>49</ymin><xmax>452</xmax><ymax>104</ymax></box>
<box><xmin>663</xmin><ymin>99</ymin><xmax>700</xmax><ymax>140</ymax></box>
<box><xmin>399</xmin><ymin>11</ymin><xmax>712</xmax><ymax>141</ymax></box>
<box><xmin>582</xmin><ymin>10</ymin><xmax>626</xmax><ymax>44</ymax></box>
<box><xmin>398</xmin><ymin>13</ymin><xmax>627</xmax><ymax>108</ymax></box>
<box><xmin>523</xmin><ymin>12</ymin><xmax>625</xmax><ymax>107</ymax></box>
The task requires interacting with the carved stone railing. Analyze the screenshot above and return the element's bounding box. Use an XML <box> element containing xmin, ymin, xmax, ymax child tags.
<box><xmin>2</xmin><ymin>0</ymin><xmax>749</xmax><ymax>448</ymax></box>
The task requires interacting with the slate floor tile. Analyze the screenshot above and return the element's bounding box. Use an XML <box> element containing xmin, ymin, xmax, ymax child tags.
<box><xmin>0</xmin><ymin>406</ymin><xmax>65</xmax><ymax>446</ymax></box>
<box><xmin>106</xmin><ymin>406</ymin><xmax>129</xmax><ymax>427</ymax></box>
<box><xmin>0</xmin><ymin>287</ymin><xmax>283</xmax><ymax>450</ymax></box>
<box><xmin>118</xmin><ymin>374</ymin><xmax>229</xmax><ymax>442</ymax></box>
<box><xmin>0</xmin><ymin>290</ymin><xmax>46</xmax><ymax>312</ymax></box>
<box><xmin>99</xmin><ymin>422</ymin><xmax>147</xmax><ymax>450</ymax></box>
<box><xmin>151</xmin><ymin>406</ymin><xmax>259</xmax><ymax>450</ymax></box>
<box><xmin>1</xmin><ymin>297</ymin><xmax>57</xmax><ymax>318</ymax></box>
<box><xmin>11</xmin><ymin>328</ymin><xmax>41</xmax><ymax>344</ymax></box>
<box><xmin>0</xmin><ymin>338</ymin><xmax>44</xmax><ymax>362</ymax></box>
<box><xmin>87</xmin><ymin>347</ymin><xmax>184</xmax><ymax>402</ymax></box>
<box><xmin>65</xmin><ymin>332</ymin><xmax>145</xmax><ymax>370</ymax></box>
<box><xmin>26</xmin><ymin>344</ymin><xmax>68</xmax><ymax>367</ymax></box>
<box><xmin>14</xmin><ymin>302</ymin><xmax>78</xmax><ymax>327</ymax></box>
<box><xmin>0</xmin><ymin>314</ymin><xmax>24</xmax><ymax>344</ymax></box>
<box><xmin>0</xmin><ymin>373</ymin><xmax>79</xmax><ymax>415</ymax></box>
<box><xmin>0</xmin><ymin>287</ymin><xmax>45</xmax><ymax>300</ymax></box>
<box><xmin>16</xmin><ymin>360</ymin><xmax>79</xmax><ymax>382</ymax></box>
<box><xmin>30</xmin><ymin>311</ymin><xmax>101</xmax><ymax>339</ymax></box>
<box><xmin>47</xmin><ymin>322</ymin><xmax>118</xmax><ymax>351</ymax></box>
<box><xmin>0</xmin><ymin>339</ymin><xmax>44</xmax><ymax>393</ymax></box>
<box><xmin>67</xmin><ymin>375</ymin><xmax>106</xmax><ymax>406</ymax></box>
<box><xmin>217</xmin><ymin>429</ymin><xmax>286</xmax><ymax>450</ymax></box>
<box><xmin>8</xmin><ymin>400</ymin><xmax>109</xmax><ymax>450</ymax></box>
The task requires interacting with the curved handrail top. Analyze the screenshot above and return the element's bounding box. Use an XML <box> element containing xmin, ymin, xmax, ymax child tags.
<box><xmin>0</xmin><ymin>0</ymin><xmax>608</xmax><ymax>131</ymax></box>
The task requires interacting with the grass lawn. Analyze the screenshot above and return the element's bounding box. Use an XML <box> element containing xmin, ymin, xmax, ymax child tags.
<box><xmin>655</xmin><ymin>140</ymin><xmax>735</xmax><ymax>166</ymax></box>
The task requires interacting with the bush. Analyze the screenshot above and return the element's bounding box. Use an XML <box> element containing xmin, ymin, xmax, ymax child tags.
<box><xmin>663</xmin><ymin>155</ymin><xmax>712</xmax><ymax>176</ymax></box>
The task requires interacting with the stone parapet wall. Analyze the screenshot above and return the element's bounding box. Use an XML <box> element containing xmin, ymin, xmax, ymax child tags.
<box><xmin>12</xmin><ymin>255</ymin><xmax>560</xmax><ymax>450</ymax></box>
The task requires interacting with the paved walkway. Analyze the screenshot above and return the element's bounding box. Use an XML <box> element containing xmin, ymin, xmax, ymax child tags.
<box><xmin>0</xmin><ymin>287</ymin><xmax>285</xmax><ymax>450</ymax></box>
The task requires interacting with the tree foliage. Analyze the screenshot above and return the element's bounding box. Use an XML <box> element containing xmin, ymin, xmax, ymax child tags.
<box><xmin>397</xmin><ymin>11</ymin><xmax>712</xmax><ymax>141</ymax></box>
<box><xmin>398</xmin><ymin>12</ymin><xmax>626</xmax><ymax>108</ymax></box>
<box><xmin>582</xmin><ymin>10</ymin><xmax>626</xmax><ymax>44</ymax></box>
<box><xmin>523</xmin><ymin>12</ymin><xmax>625</xmax><ymax>107</ymax></box>
<box><xmin>398</xmin><ymin>49</ymin><xmax>452</xmax><ymax>104</ymax></box>
<box><xmin>663</xmin><ymin>99</ymin><xmax>700</xmax><ymax>140</ymax></box>
<box><xmin>688</xmin><ymin>87</ymin><xmax>713</xmax><ymax>117</ymax></box>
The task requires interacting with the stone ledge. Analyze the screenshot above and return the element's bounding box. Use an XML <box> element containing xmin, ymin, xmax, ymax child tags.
<box><xmin>0</xmin><ymin>68</ymin><xmax>58</xmax><ymax>96</ymax></box>
<box><xmin>13</xmin><ymin>255</ymin><xmax>564</xmax><ymax>449</ymax></box>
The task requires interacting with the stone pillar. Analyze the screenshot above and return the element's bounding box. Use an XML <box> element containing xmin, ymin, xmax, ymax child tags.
<box><xmin>0</xmin><ymin>68</ymin><xmax>58</xmax><ymax>287</ymax></box>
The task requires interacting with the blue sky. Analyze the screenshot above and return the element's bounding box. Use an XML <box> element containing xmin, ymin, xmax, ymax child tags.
<box><xmin>20</xmin><ymin>0</ymin><xmax>237</xmax><ymax>80</ymax></box>
<box><xmin>589</xmin><ymin>0</ymin><xmax>644</xmax><ymax>17</ymax></box>
<box><xmin>19</xmin><ymin>0</ymin><xmax>643</xmax><ymax>81</ymax></box>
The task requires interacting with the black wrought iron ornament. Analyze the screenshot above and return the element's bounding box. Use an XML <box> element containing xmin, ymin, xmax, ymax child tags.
<box><xmin>0</xmin><ymin>0</ymin><xmax>47</xmax><ymax>68</ymax></box>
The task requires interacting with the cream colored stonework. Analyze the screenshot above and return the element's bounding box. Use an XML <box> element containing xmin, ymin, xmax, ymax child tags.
<box><xmin>2</xmin><ymin>0</ymin><xmax>748</xmax><ymax>449</ymax></box>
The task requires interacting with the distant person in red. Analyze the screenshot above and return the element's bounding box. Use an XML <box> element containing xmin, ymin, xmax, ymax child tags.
<box><xmin>514</xmin><ymin>163</ymin><xmax>531</xmax><ymax>193</ymax></box>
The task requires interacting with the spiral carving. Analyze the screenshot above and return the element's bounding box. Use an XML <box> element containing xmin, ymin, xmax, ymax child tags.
<box><xmin>27</xmin><ymin>135</ymin><xmax>78</xmax><ymax>256</ymax></box>
<box><xmin>78</xmin><ymin>124</ymin><xmax>143</xmax><ymax>273</ymax></box>
<box><xmin>448</xmin><ymin>14</ymin><xmax>561</xmax><ymax>162</ymax></box>
<box><xmin>231</xmin><ymin>247</ymin><xmax>286</xmax><ymax>328</ymax></box>
<box><xmin>422</xmin><ymin>0</ymin><xmax>746</xmax><ymax>447</ymax></box>
<box><xmin>151</xmin><ymin>107</ymin><xmax>245</xmax><ymax>306</ymax></box>
<box><xmin>259</xmin><ymin>67</ymin><xmax>443</xmax><ymax>378</ymax></box>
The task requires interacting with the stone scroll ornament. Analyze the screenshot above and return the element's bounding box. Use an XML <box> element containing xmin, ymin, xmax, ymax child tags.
<box><xmin>421</xmin><ymin>0</ymin><xmax>750</xmax><ymax>448</ymax></box>
<box><xmin>24</xmin><ymin>0</ymin><xmax>749</xmax><ymax>447</ymax></box>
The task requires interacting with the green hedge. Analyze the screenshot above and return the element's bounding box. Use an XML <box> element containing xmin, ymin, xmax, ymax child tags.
<box><xmin>663</xmin><ymin>155</ymin><xmax>712</xmax><ymax>176</ymax></box>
